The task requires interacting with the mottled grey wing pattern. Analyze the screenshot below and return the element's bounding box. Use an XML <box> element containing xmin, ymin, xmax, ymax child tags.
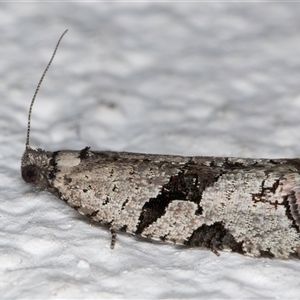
<box><xmin>21</xmin><ymin>147</ymin><xmax>300</xmax><ymax>258</ymax></box>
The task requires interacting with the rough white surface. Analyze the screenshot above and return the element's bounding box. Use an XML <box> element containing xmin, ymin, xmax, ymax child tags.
<box><xmin>2</xmin><ymin>2</ymin><xmax>300</xmax><ymax>299</ymax></box>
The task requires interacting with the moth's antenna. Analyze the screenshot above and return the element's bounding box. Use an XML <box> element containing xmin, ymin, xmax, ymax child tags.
<box><xmin>26</xmin><ymin>29</ymin><xmax>68</xmax><ymax>149</ymax></box>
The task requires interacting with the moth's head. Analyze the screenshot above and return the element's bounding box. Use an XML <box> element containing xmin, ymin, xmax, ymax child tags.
<box><xmin>21</xmin><ymin>148</ymin><xmax>52</xmax><ymax>187</ymax></box>
<box><xmin>21</xmin><ymin>31</ymin><xmax>68</xmax><ymax>187</ymax></box>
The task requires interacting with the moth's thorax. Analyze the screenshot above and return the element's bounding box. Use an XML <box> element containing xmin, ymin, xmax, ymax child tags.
<box><xmin>21</xmin><ymin>148</ymin><xmax>54</xmax><ymax>189</ymax></box>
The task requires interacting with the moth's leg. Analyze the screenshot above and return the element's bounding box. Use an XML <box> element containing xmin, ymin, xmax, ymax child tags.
<box><xmin>209</xmin><ymin>237</ymin><xmax>222</xmax><ymax>256</ymax></box>
<box><xmin>211</xmin><ymin>247</ymin><xmax>220</xmax><ymax>256</ymax></box>
<box><xmin>203</xmin><ymin>240</ymin><xmax>220</xmax><ymax>256</ymax></box>
<box><xmin>110</xmin><ymin>228</ymin><xmax>117</xmax><ymax>249</ymax></box>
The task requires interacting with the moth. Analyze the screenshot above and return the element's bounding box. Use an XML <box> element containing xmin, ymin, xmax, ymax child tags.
<box><xmin>21</xmin><ymin>30</ymin><xmax>300</xmax><ymax>259</ymax></box>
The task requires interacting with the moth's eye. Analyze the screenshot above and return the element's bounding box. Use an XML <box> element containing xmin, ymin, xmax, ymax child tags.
<box><xmin>22</xmin><ymin>165</ymin><xmax>39</xmax><ymax>183</ymax></box>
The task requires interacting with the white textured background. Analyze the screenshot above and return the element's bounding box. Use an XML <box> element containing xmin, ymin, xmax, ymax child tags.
<box><xmin>1</xmin><ymin>2</ymin><xmax>300</xmax><ymax>299</ymax></box>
